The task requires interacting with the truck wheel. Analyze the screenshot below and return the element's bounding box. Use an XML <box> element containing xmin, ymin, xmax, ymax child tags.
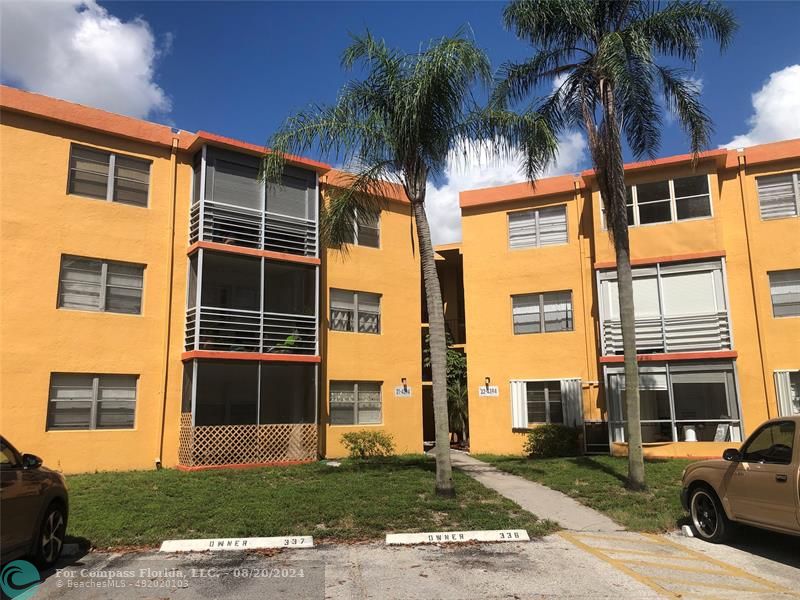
<box><xmin>689</xmin><ymin>486</ymin><xmax>729</xmax><ymax>543</ymax></box>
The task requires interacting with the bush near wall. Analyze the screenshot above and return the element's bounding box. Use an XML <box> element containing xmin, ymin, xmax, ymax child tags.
<box><xmin>523</xmin><ymin>425</ymin><xmax>580</xmax><ymax>458</ymax></box>
<box><xmin>341</xmin><ymin>431</ymin><xmax>396</xmax><ymax>459</ymax></box>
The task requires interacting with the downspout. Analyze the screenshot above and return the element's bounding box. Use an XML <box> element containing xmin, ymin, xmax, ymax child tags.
<box><xmin>575</xmin><ymin>179</ymin><xmax>597</xmax><ymax>410</ymax></box>
<box><xmin>736</xmin><ymin>153</ymin><xmax>772</xmax><ymax>420</ymax></box>
<box><xmin>157</xmin><ymin>137</ymin><xmax>180</xmax><ymax>468</ymax></box>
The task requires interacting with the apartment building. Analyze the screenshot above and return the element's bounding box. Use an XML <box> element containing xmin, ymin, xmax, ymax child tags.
<box><xmin>0</xmin><ymin>86</ymin><xmax>422</xmax><ymax>472</ymax></box>
<box><xmin>1</xmin><ymin>85</ymin><xmax>797</xmax><ymax>471</ymax></box>
<box><xmin>459</xmin><ymin>141</ymin><xmax>800</xmax><ymax>458</ymax></box>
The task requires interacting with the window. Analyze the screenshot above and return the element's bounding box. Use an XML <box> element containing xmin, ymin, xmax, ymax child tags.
<box><xmin>510</xmin><ymin>378</ymin><xmax>582</xmax><ymax>428</ymax></box>
<box><xmin>330</xmin><ymin>381</ymin><xmax>382</xmax><ymax>425</ymax></box>
<box><xmin>740</xmin><ymin>421</ymin><xmax>795</xmax><ymax>465</ymax></box>
<box><xmin>330</xmin><ymin>289</ymin><xmax>381</xmax><ymax>334</ymax></box>
<box><xmin>508</xmin><ymin>205</ymin><xmax>568</xmax><ymax>249</ymax></box>
<box><xmin>58</xmin><ymin>255</ymin><xmax>144</xmax><ymax>314</ymax></box>
<box><xmin>267</xmin><ymin>166</ymin><xmax>316</xmax><ymax>221</ymax></box>
<box><xmin>47</xmin><ymin>373</ymin><xmax>137</xmax><ymax>430</ymax></box>
<box><xmin>512</xmin><ymin>291</ymin><xmax>573</xmax><ymax>334</ymax></box>
<box><xmin>775</xmin><ymin>371</ymin><xmax>800</xmax><ymax>417</ymax></box>
<box><xmin>608</xmin><ymin>362</ymin><xmax>741</xmax><ymax>443</ymax></box>
<box><xmin>526</xmin><ymin>381</ymin><xmax>563</xmax><ymax>424</ymax></box>
<box><xmin>342</xmin><ymin>209</ymin><xmax>381</xmax><ymax>248</ymax></box>
<box><xmin>769</xmin><ymin>269</ymin><xmax>800</xmax><ymax>317</ymax></box>
<box><xmin>757</xmin><ymin>172</ymin><xmax>800</xmax><ymax>219</ymax></box>
<box><xmin>68</xmin><ymin>145</ymin><xmax>150</xmax><ymax>207</ymax></box>
<box><xmin>0</xmin><ymin>439</ymin><xmax>20</xmax><ymax>467</ymax></box>
<box><xmin>602</xmin><ymin>175</ymin><xmax>711</xmax><ymax>228</ymax></box>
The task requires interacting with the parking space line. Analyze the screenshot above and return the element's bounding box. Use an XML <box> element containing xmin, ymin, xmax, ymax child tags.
<box><xmin>645</xmin><ymin>575</ymin><xmax>778</xmax><ymax>594</ymax></box>
<box><xmin>558</xmin><ymin>532</ymin><xmax>680</xmax><ymax>599</ymax></box>
<box><xmin>642</xmin><ymin>534</ymin><xmax>800</xmax><ymax>597</ymax></box>
<box><xmin>602</xmin><ymin>547</ymin><xmax>704</xmax><ymax>560</ymax></box>
<box><xmin>622</xmin><ymin>558</ymin><xmax>729</xmax><ymax>576</ymax></box>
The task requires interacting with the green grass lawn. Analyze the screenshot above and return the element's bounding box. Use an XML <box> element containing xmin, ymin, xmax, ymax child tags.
<box><xmin>477</xmin><ymin>455</ymin><xmax>693</xmax><ymax>532</ymax></box>
<box><xmin>66</xmin><ymin>456</ymin><xmax>557</xmax><ymax>548</ymax></box>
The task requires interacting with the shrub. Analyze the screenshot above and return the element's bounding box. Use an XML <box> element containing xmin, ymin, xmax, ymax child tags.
<box><xmin>341</xmin><ymin>430</ymin><xmax>396</xmax><ymax>459</ymax></box>
<box><xmin>523</xmin><ymin>425</ymin><xmax>580</xmax><ymax>458</ymax></box>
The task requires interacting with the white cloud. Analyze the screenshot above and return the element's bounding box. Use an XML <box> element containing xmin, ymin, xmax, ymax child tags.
<box><xmin>0</xmin><ymin>0</ymin><xmax>170</xmax><ymax>119</ymax></box>
<box><xmin>723</xmin><ymin>64</ymin><xmax>800</xmax><ymax>149</ymax></box>
<box><xmin>425</xmin><ymin>132</ymin><xmax>587</xmax><ymax>245</ymax></box>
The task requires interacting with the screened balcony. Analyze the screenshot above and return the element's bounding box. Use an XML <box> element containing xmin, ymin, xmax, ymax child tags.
<box><xmin>179</xmin><ymin>360</ymin><xmax>317</xmax><ymax>466</ymax></box>
<box><xmin>189</xmin><ymin>147</ymin><xmax>318</xmax><ymax>257</ymax></box>
<box><xmin>185</xmin><ymin>250</ymin><xmax>318</xmax><ymax>355</ymax></box>
<box><xmin>598</xmin><ymin>260</ymin><xmax>732</xmax><ymax>355</ymax></box>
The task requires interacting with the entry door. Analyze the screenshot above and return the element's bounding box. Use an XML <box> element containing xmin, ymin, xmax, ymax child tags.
<box><xmin>726</xmin><ymin>421</ymin><xmax>797</xmax><ymax>530</ymax></box>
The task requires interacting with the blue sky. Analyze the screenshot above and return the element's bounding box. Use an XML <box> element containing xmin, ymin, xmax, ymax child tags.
<box><xmin>2</xmin><ymin>1</ymin><xmax>799</xmax><ymax>242</ymax></box>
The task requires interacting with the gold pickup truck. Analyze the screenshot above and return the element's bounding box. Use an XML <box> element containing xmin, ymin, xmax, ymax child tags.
<box><xmin>681</xmin><ymin>416</ymin><xmax>800</xmax><ymax>542</ymax></box>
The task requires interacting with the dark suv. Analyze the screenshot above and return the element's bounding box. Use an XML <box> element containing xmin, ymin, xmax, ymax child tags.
<box><xmin>0</xmin><ymin>437</ymin><xmax>69</xmax><ymax>567</ymax></box>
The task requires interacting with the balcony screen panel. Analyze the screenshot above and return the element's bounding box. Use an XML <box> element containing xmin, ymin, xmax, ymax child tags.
<box><xmin>661</xmin><ymin>271</ymin><xmax>717</xmax><ymax>316</ymax></box>
<box><xmin>512</xmin><ymin>294</ymin><xmax>541</xmax><ymax>334</ymax></box>
<box><xmin>59</xmin><ymin>257</ymin><xmax>103</xmax><ymax>310</ymax></box>
<box><xmin>69</xmin><ymin>146</ymin><xmax>110</xmax><ymax>199</ymax></box>
<box><xmin>200</xmin><ymin>252</ymin><xmax>260</xmax><ymax>310</ymax></box>
<box><xmin>508</xmin><ymin>211</ymin><xmax>537</xmax><ymax>248</ymax></box>
<box><xmin>194</xmin><ymin>361</ymin><xmax>258</xmax><ymax>425</ymax></box>
<box><xmin>604</xmin><ymin>276</ymin><xmax>659</xmax><ymax>319</ymax></box>
<box><xmin>187</xmin><ymin>254</ymin><xmax>198</xmax><ymax>309</ymax></box>
<box><xmin>259</xmin><ymin>364</ymin><xmax>315</xmax><ymax>424</ymax></box>
<box><xmin>182</xmin><ymin>362</ymin><xmax>194</xmax><ymax>412</ymax></box>
<box><xmin>757</xmin><ymin>174</ymin><xmax>798</xmax><ymax>219</ymax></box>
<box><xmin>263</xmin><ymin>261</ymin><xmax>315</xmax><ymax>315</ymax></box>
<box><xmin>210</xmin><ymin>158</ymin><xmax>262</xmax><ymax>210</ymax></box>
<box><xmin>671</xmin><ymin>370</ymin><xmax>738</xmax><ymax>420</ymax></box>
<box><xmin>538</xmin><ymin>206</ymin><xmax>568</xmax><ymax>246</ymax></box>
<box><xmin>770</xmin><ymin>269</ymin><xmax>800</xmax><ymax>317</ymax></box>
<box><xmin>266</xmin><ymin>167</ymin><xmax>313</xmax><ymax>219</ymax></box>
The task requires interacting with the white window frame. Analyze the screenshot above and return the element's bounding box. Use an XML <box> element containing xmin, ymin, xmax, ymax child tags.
<box><xmin>507</xmin><ymin>204</ymin><xmax>568</xmax><ymax>249</ymax></box>
<box><xmin>600</xmin><ymin>173</ymin><xmax>713</xmax><ymax>229</ymax></box>
<box><xmin>47</xmin><ymin>373</ymin><xmax>138</xmax><ymax>431</ymax></box>
<box><xmin>67</xmin><ymin>144</ymin><xmax>151</xmax><ymax>207</ymax></box>
<box><xmin>329</xmin><ymin>381</ymin><xmax>383</xmax><ymax>425</ymax></box>
<box><xmin>329</xmin><ymin>289</ymin><xmax>381</xmax><ymax>334</ymax></box>
<box><xmin>58</xmin><ymin>255</ymin><xmax>145</xmax><ymax>315</ymax></box>
<box><xmin>512</xmin><ymin>290</ymin><xmax>574</xmax><ymax>335</ymax></box>
<box><xmin>756</xmin><ymin>171</ymin><xmax>800</xmax><ymax>220</ymax></box>
<box><xmin>525</xmin><ymin>380</ymin><xmax>564</xmax><ymax>425</ymax></box>
<box><xmin>775</xmin><ymin>370</ymin><xmax>800</xmax><ymax>417</ymax></box>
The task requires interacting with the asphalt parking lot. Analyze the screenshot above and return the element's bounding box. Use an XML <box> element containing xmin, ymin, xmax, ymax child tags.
<box><xmin>32</xmin><ymin>527</ymin><xmax>799</xmax><ymax>599</ymax></box>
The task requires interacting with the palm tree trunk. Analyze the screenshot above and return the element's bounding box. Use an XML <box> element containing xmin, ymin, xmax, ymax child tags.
<box><xmin>601</xmin><ymin>84</ymin><xmax>646</xmax><ymax>491</ymax></box>
<box><xmin>411</xmin><ymin>199</ymin><xmax>455</xmax><ymax>497</ymax></box>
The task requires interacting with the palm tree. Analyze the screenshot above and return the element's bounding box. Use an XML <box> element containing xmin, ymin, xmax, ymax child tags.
<box><xmin>495</xmin><ymin>0</ymin><xmax>737</xmax><ymax>490</ymax></box>
<box><xmin>263</xmin><ymin>30</ymin><xmax>556</xmax><ymax>496</ymax></box>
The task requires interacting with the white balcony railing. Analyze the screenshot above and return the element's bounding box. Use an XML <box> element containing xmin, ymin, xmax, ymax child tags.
<box><xmin>190</xmin><ymin>201</ymin><xmax>317</xmax><ymax>257</ymax></box>
<box><xmin>602</xmin><ymin>312</ymin><xmax>731</xmax><ymax>355</ymax></box>
<box><xmin>185</xmin><ymin>306</ymin><xmax>317</xmax><ymax>355</ymax></box>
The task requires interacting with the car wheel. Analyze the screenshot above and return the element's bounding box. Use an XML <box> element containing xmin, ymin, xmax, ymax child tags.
<box><xmin>34</xmin><ymin>503</ymin><xmax>66</xmax><ymax>568</ymax></box>
<box><xmin>689</xmin><ymin>486</ymin><xmax>729</xmax><ymax>543</ymax></box>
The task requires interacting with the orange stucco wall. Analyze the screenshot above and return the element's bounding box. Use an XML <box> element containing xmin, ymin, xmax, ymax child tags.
<box><xmin>321</xmin><ymin>200</ymin><xmax>423</xmax><ymax>457</ymax></box>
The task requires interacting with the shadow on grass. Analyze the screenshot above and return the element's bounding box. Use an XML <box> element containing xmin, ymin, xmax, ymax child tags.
<box><xmin>319</xmin><ymin>456</ymin><xmax>436</xmax><ymax>474</ymax></box>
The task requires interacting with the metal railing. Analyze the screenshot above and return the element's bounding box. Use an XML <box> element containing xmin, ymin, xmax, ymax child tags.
<box><xmin>185</xmin><ymin>306</ymin><xmax>317</xmax><ymax>355</ymax></box>
<box><xmin>602</xmin><ymin>312</ymin><xmax>731</xmax><ymax>355</ymax></box>
<box><xmin>190</xmin><ymin>201</ymin><xmax>317</xmax><ymax>257</ymax></box>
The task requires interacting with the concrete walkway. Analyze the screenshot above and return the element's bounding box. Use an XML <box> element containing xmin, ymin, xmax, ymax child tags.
<box><xmin>450</xmin><ymin>451</ymin><xmax>624</xmax><ymax>532</ymax></box>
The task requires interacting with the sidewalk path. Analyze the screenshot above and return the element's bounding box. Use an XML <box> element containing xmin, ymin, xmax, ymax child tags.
<box><xmin>450</xmin><ymin>451</ymin><xmax>624</xmax><ymax>532</ymax></box>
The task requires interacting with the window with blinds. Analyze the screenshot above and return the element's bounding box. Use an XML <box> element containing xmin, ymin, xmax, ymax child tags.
<box><xmin>68</xmin><ymin>145</ymin><xmax>150</xmax><ymax>207</ymax></box>
<box><xmin>47</xmin><ymin>373</ymin><xmax>137</xmax><ymax>430</ymax></box>
<box><xmin>330</xmin><ymin>289</ymin><xmax>381</xmax><ymax>334</ymax></box>
<box><xmin>508</xmin><ymin>205</ymin><xmax>567</xmax><ymax>249</ymax></box>
<box><xmin>769</xmin><ymin>269</ymin><xmax>800</xmax><ymax>317</ymax></box>
<box><xmin>58</xmin><ymin>255</ymin><xmax>144</xmax><ymax>314</ymax></box>
<box><xmin>526</xmin><ymin>381</ymin><xmax>563</xmax><ymax>424</ymax></box>
<box><xmin>512</xmin><ymin>291</ymin><xmax>573</xmax><ymax>334</ymax></box>
<box><xmin>756</xmin><ymin>172</ymin><xmax>800</xmax><ymax>219</ymax></box>
<box><xmin>330</xmin><ymin>381</ymin><xmax>382</xmax><ymax>425</ymax></box>
<box><xmin>342</xmin><ymin>209</ymin><xmax>381</xmax><ymax>248</ymax></box>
